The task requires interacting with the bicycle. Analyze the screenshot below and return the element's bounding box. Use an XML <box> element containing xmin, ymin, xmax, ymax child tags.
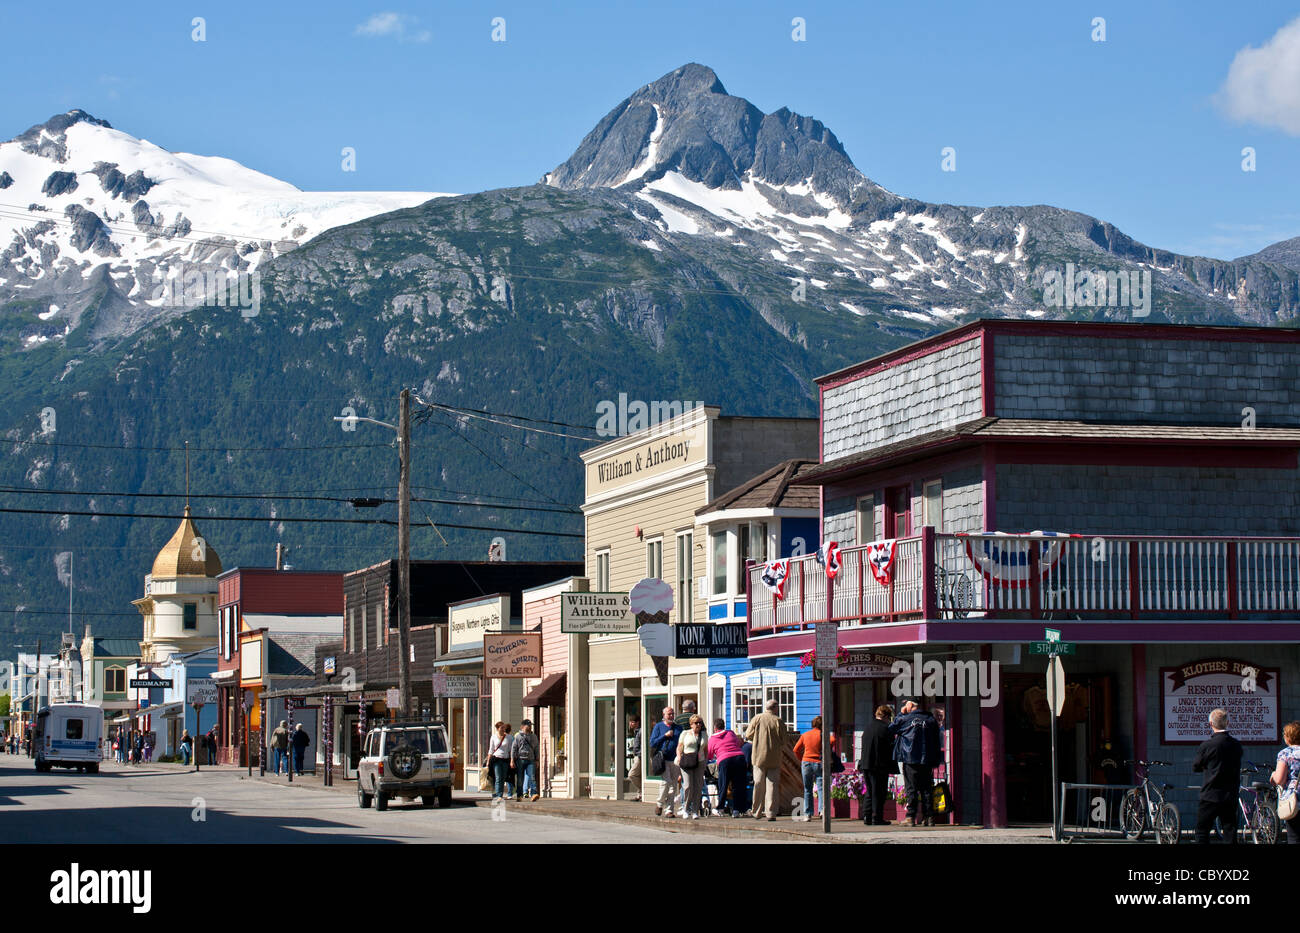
<box><xmin>1120</xmin><ymin>759</ymin><xmax>1181</xmax><ymax>844</ymax></box>
<box><xmin>935</xmin><ymin>566</ymin><xmax>977</xmax><ymax>618</ymax></box>
<box><xmin>1213</xmin><ymin>762</ymin><xmax>1279</xmax><ymax>844</ymax></box>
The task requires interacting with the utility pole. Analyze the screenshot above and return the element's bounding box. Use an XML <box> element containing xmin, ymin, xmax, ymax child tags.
<box><xmin>397</xmin><ymin>389</ymin><xmax>412</xmax><ymax>717</ymax></box>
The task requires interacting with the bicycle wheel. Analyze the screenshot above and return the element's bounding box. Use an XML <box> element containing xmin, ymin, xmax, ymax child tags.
<box><xmin>1120</xmin><ymin>789</ymin><xmax>1146</xmax><ymax>839</ymax></box>
<box><xmin>1155</xmin><ymin>803</ymin><xmax>1181</xmax><ymax>845</ymax></box>
<box><xmin>1253</xmin><ymin>805</ymin><xmax>1279</xmax><ymax>845</ymax></box>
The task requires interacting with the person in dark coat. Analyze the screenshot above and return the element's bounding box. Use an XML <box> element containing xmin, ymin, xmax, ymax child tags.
<box><xmin>1193</xmin><ymin>707</ymin><xmax>1244</xmax><ymax>844</ymax></box>
<box><xmin>858</xmin><ymin>704</ymin><xmax>895</xmax><ymax>825</ymax></box>
<box><xmin>888</xmin><ymin>699</ymin><xmax>943</xmax><ymax>826</ymax></box>
<box><xmin>291</xmin><ymin>723</ymin><xmax>311</xmax><ymax>775</ymax></box>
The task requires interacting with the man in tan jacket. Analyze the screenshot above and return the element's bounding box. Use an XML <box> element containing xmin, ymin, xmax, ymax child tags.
<box><xmin>744</xmin><ymin>699</ymin><xmax>786</xmax><ymax>820</ymax></box>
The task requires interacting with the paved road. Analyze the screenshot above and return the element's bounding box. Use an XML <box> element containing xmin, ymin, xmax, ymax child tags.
<box><xmin>0</xmin><ymin>759</ymin><xmax>769</xmax><ymax>844</ymax></box>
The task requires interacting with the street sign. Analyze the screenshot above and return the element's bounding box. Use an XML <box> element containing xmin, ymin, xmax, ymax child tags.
<box><xmin>814</xmin><ymin>622</ymin><xmax>838</xmax><ymax>672</ymax></box>
<box><xmin>1046</xmin><ymin>656</ymin><xmax>1066</xmax><ymax>717</ymax></box>
<box><xmin>1028</xmin><ymin>641</ymin><xmax>1076</xmax><ymax>655</ymax></box>
<box><xmin>1045</xmin><ymin>627</ymin><xmax>1061</xmax><ymax>643</ymax></box>
<box><xmin>385</xmin><ymin>688</ymin><xmax>401</xmax><ymax>709</ymax></box>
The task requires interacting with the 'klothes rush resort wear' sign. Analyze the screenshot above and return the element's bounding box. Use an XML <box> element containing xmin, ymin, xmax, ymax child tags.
<box><xmin>1161</xmin><ymin>658</ymin><xmax>1280</xmax><ymax>744</ymax></box>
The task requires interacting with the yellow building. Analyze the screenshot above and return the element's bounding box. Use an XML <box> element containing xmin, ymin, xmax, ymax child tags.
<box><xmin>132</xmin><ymin>507</ymin><xmax>223</xmax><ymax>663</ymax></box>
<box><xmin>580</xmin><ymin>404</ymin><xmax>816</xmax><ymax>800</ymax></box>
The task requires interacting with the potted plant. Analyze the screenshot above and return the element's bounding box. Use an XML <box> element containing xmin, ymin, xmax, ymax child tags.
<box><xmin>829</xmin><ymin>769</ymin><xmax>866</xmax><ymax>819</ymax></box>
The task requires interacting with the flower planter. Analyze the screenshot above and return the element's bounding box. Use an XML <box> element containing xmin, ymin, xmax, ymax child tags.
<box><xmin>830</xmin><ymin>798</ymin><xmax>851</xmax><ymax>819</ymax></box>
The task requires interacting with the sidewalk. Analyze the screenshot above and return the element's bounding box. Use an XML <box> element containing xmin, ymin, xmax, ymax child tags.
<box><xmin>241</xmin><ymin>767</ymin><xmax>1050</xmax><ymax>843</ymax></box>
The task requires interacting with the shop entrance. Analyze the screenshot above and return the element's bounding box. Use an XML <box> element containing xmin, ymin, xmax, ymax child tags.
<box><xmin>1002</xmin><ymin>672</ymin><xmax>1118</xmax><ymax>823</ymax></box>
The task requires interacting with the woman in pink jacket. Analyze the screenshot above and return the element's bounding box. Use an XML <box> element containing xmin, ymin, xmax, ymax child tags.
<box><xmin>710</xmin><ymin>719</ymin><xmax>749</xmax><ymax>817</ymax></box>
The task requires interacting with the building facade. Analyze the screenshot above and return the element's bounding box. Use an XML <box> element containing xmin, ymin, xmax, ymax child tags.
<box><xmin>746</xmin><ymin>319</ymin><xmax>1300</xmax><ymax>826</ymax></box>
<box><xmin>132</xmin><ymin>507</ymin><xmax>223</xmax><ymax>664</ymax></box>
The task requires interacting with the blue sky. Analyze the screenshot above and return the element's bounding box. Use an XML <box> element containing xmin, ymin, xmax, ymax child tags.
<box><xmin>2</xmin><ymin>0</ymin><xmax>1298</xmax><ymax>258</ymax></box>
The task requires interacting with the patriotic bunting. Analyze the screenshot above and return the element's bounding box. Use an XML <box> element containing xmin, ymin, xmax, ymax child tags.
<box><xmin>761</xmin><ymin>559</ymin><xmax>790</xmax><ymax>600</ymax></box>
<box><xmin>816</xmin><ymin>540</ymin><xmax>841</xmax><ymax>580</ymax></box>
<box><xmin>865</xmin><ymin>539</ymin><xmax>897</xmax><ymax>586</ymax></box>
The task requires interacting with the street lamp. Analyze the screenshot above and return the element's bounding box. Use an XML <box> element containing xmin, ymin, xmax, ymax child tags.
<box><xmin>332</xmin><ymin>390</ymin><xmax>412</xmax><ymax>717</ymax></box>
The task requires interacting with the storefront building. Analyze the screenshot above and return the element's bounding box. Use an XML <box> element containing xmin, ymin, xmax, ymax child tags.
<box><xmin>212</xmin><ymin>567</ymin><xmax>344</xmax><ymax>766</ymax></box>
<box><xmin>580</xmin><ymin>404</ymin><xmax>817</xmax><ymax>800</ymax></box>
<box><xmin>695</xmin><ymin>460</ymin><xmax>821</xmax><ymax>745</ymax></box>
<box><xmin>518</xmin><ymin>576</ymin><xmax>589</xmax><ymax>798</ymax></box>
<box><xmin>78</xmin><ymin>629</ymin><xmax>139</xmax><ymax>746</ymax></box>
<box><xmin>746</xmin><ymin>319</ymin><xmax>1300</xmax><ymax>826</ymax></box>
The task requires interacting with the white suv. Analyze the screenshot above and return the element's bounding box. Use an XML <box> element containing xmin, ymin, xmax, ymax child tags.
<box><xmin>356</xmin><ymin>722</ymin><xmax>454</xmax><ymax>811</ymax></box>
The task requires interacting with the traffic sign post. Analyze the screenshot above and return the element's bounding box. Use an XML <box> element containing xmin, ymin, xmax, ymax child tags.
<box><xmin>1034</xmin><ymin>628</ymin><xmax>1070</xmax><ymax>841</ymax></box>
<box><xmin>1028</xmin><ymin>641</ymin><xmax>1076</xmax><ymax>655</ymax></box>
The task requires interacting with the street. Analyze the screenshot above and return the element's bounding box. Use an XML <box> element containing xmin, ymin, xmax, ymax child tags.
<box><xmin>0</xmin><ymin>760</ymin><xmax>763</xmax><ymax>844</ymax></box>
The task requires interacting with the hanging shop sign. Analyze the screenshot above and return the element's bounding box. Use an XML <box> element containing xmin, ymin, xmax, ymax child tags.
<box><xmin>1161</xmin><ymin>658</ymin><xmax>1280</xmax><ymax>744</ymax></box>
<box><xmin>432</xmin><ymin>674</ymin><xmax>480</xmax><ymax>698</ymax></box>
<box><xmin>674</xmin><ymin>623</ymin><xmax>747</xmax><ymax>659</ymax></box>
<box><xmin>484</xmin><ymin>633</ymin><xmax>542</xmax><ymax>678</ymax></box>
<box><xmin>448</xmin><ymin>594</ymin><xmax>509</xmax><ymax>651</ymax></box>
<box><xmin>560</xmin><ymin>592</ymin><xmax>634</xmax><ymax>633</ymax></box>
<box><xmin>832</xmin><ymin>649</ymin><xmax>901</xmax><ymax>680</ymax></box>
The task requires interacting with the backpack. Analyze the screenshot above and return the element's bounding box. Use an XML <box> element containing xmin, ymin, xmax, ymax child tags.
<box><xmin>932</xmin><ymin>780</ymin><xmax>950</xmax><ymax>816</ymax></box>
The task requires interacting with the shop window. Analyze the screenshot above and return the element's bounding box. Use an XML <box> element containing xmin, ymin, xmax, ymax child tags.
<box><xmin>675</xmin><ymin>531</ymin><xmax>693</xmax><ymax>623</ymax></box>
<box><xmin>646</xmin><ymin>538</ymin><xmax>663</xmax><ymax>581</ymax></box>
<box><xmin>183</xmin><ymin>603</ymin><xmax>197</xmax><ymax>630</ymax></box>
<box><xmin>923</xmin><ymin>480</ymin><xmax>943</xmax><ymax>531</ymax></box>
<box><xmin>856</xmin><ymin>495</ymin><xmax>876</xmax><ymax>546</ymax></box>
<box><xmin>595</xmin><ymin>549</ymin><xmax>610</xmax><ymax>591</ymax></box>
<box><xmin>731</xmin><ymin>673</ymin><xmax>796</xmax><ymax>732</ymax></box>
<box><xmin>711</xmin><ymin>532</ymin><xmax>727</xmax><ymax>595</ymax></box>
<box><xmin>594</xmin><ymin>697</ymin><xmax>616</xmax><ymax>776</ymax></box>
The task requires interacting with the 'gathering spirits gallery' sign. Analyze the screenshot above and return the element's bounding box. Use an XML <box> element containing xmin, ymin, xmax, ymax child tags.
<box><xmin>1161</xmin><ymin>658</ymin><xmax>1280</xmax><ymax>745</ymax></box>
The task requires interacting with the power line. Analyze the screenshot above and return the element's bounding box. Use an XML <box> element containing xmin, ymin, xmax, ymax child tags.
<box><xmin>0</xmin><ymin>505</ymin><xmax>582</xmax><ymax>538</ymax></box>
<box><xmin>6</xmin><ymin>437</ymin><xmax>392</xmax><ymax>453</ymax></box>
<box><xmin>428</xmin><ymin>413</ymin><xmax>563</xmax><ymax>505</ymax></box>
<box><xmin>414</xmin><ymin>398</ymin><xmax>600</xmax><ymax>438</ymax></box>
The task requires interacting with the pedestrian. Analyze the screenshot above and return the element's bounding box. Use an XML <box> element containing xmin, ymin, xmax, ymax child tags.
<box><xmin>744</xmin><ymin>698</ymin><xmax>787</xmax><ymax>821</ymax></box>
<box><xmin>180</xmin><ymin>730</ymin><xmax>193</xmax><ymax>767</ymax></box>
<box><xmin>133</xmin><ymin>731</ymin><xmax>143</xmax><ymax>765</ymax></box>
<box><xmin>512</xmin><ymin>719</ymin><xmax>540</xmax><ymax>801</ymax></box>
<box><xmin>1192</xmin><ymin>707</ymin><xmax>1243</xmax><ymax>844</ymax></box>
<box><xmin>291</xmin><ymin>723</ymin><xmax>311</xmax><ymax>775</ymax></box>
<box><xmin>676</xmin><ymin>715</ymin><xmax>709</xmax><ymax>820</ymax></box>
<box><xmin>270</xmin><ymin>720</ymin><xmax>290</xmax><ymax>775</ymax></box>
<box><xmin>650</xmin><ymin>706</ymin><xmax>682</xmax><ymax>818</ymax></box>
<box><xmin>206</xmin><ymin>727</ymin><xmax>217</xmax><ymax>765</ymax></box>
<box><xmin>487</xmin><ymin>721</ymin><xmax>514</xmax><ymax>800</ymax></box>
<box><xmin>144</xmin><ymin>733</ymin><xmax>154</xmax><ymax>763</ymax></box>
<box><xmin>1271</xmin><ymin>720</ymin><xmax>1300</xmax><ymax>844</ymax></box>
<box><xmin>888</xmin><ymin>699</ymin><xmax>942</xmax><ymax>826</ymax></box>
<box><xmin>794</xmin><ymin>715</ymin><xmax>838</xmax><ymax>820</ymax></box>
<box><xmin>858</xmin><ymin>704</ymin><xmax>895</xmax><ymax>826</ymax></box>
<box><xmin>625</xmin><ymin>715</ymin><xmax>642</xmax><ymax>800</ymax></box>
<box><xmin>710</xmin><ymin>718</ymin><xmax>748</xmax><ymax>817</ymax></box>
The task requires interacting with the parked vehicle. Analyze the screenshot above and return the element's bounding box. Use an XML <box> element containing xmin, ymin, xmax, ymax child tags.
<box><xmin>33</xmin><ymin>704</ymin><xmax>104</xmax><ymax>773</ymax></box>
<box><xmin>356</xmin><ymin>722</ymin><xmax>453</xmax><ymax>811</ymax></box>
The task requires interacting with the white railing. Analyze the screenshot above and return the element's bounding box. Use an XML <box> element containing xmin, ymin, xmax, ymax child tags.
<box><xmin>746</xmin><ymin>531</ymin><xmax>1300</xmax><ymax>631</ymax></box>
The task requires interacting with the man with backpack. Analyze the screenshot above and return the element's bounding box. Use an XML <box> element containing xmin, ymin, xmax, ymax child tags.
<box><xmin>512</xmin><ymin>719</ymin><xmax>540</xmax><ymax>801</ymax></box>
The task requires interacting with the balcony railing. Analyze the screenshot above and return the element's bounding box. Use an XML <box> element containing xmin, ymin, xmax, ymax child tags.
<box><xmin>745</xmin><ymin>530</ymin><xmax>1300</xmax><ymax>633</ymax></box>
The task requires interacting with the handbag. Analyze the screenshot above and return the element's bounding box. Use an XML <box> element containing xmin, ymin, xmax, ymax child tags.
<box><xmin>478</xmin><ymin>764</ymin><xmax>492</xmax><ymax>792</ymax></box>
<box><xmin>1279</xmin><ymin>753</ymin><xmax>1300</xmax><ymax>821</ymax></box>
<box><xmin>651</xmin><ymin>749</ymin><xmax>666</xmax><ymax>776</ymax></box>
<box><xmin>830</xmin><ymin>751</ymin><xmax>845</xmax><ymax>775</ymax></box>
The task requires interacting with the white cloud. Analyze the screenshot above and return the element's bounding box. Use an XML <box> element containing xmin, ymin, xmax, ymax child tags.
<box><xmin>354</xmin><ymin>12</ymin><xmax>431</xmax><ymax>43</ymax></box>
<box><xmin>1216</xmin><ymin>16</ymin><xmax>1300</xmax><ymax>135</ymax></box>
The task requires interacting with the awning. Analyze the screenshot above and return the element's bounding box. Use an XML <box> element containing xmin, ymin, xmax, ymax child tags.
<box><xmin>210</xmin><ymin>669</ymin><xmax>237</xmax><ymax>681</ymax></box>
<box><xmin>134</xmin><ymin>701</ymin><xmax>181</xmax><ymax>719</ymax></box>
<box><xmin>521</xmin><ymin>672</ymin><xmax>566</xmax><ymax>708</ymax></box>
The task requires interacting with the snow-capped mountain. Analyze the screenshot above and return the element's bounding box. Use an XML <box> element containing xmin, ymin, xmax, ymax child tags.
<box><xmin>0</xmin><ymin>110</ymin><xmax>447</xmax><ymax>345</ymax></box>
<box><xmin>545</xmin><ymin>64</ymin><xmax>1300</xmax><ymax>326</ymax></box>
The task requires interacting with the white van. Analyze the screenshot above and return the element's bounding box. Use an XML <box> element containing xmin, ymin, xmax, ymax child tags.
<box><xmin>34</xmin><ymin>704</ymin><xmax>104</xmax><ymax>773</ymax></box>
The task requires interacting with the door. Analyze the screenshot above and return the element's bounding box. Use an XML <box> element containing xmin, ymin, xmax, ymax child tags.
<box><xmin>885</xmin><ymin>485</ymin><xmax>911</xmax><ymax>538</ymax></box>
<box><xmin>343</xmin><ymin>714</ymin><xmax>361</xmax><ymax>779</ymax></box>
<box><xmin>451</xmin><ymin>704</ymin><xmax>465</xmax><ymax>787</ymax></box>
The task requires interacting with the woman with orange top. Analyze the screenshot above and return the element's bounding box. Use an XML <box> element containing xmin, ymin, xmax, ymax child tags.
<box><xmin>794</xmin><ymin>716</ymin><xmax>837</xmax><ymax>819</ymax></box>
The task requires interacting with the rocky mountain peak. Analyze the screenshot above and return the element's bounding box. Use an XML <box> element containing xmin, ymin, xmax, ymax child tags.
<box><xmin>543</xmin><ymin>63</ymin><xmax>868</xmax><ymax>204</ymax></box>
<box><xmin>14</xmin><ymin>109</ymin><xmax>114</xmax><ymax>162</ymax></box>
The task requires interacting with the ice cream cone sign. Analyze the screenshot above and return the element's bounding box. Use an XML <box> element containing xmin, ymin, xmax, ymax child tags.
<box><xmin>632</xmin><ymin>577</ymin><xmax>674</xmax><ymax>686</ymax></box>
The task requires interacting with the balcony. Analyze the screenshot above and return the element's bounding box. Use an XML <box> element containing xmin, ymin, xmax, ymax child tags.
<box><xmin>745</xmin><ymin>529</ymin><xmax>1300</xmax><ymax>633</ymax></box>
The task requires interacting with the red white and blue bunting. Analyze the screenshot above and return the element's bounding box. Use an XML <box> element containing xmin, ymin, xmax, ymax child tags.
<box><xmin>816</xmin><ymin>540</ymin><xmax>841</xmax><ymax>580</ymax></box>
<box><xmin>960</xmin><ymin>531</ymin><xmax>1077</xmax><ymax>587</ymax></box>
<box><xmin>761</xmin><ymin>559</ymin><xmax>790</xmax><ymax>600</ymax></box>
<box><xmin>865</xmin><ymin>539</ymin><xmax>897</xmax><ymax>586</ymax></box>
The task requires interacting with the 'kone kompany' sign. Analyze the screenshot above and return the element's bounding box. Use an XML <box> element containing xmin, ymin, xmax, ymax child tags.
<box><xmin>674</xmin><ymin>623</ymin><xmax>748</xmax><ymax>659</ymax></box>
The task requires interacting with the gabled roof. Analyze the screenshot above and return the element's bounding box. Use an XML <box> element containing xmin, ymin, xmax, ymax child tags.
<box><xmin>696</xmin><ymin>459</ymin><xmax>820</xmax><ymax>515</ymax></box>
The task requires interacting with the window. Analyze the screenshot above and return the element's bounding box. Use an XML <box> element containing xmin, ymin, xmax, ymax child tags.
<box><xmin>675</xmin><ymin>531</ymin><xmax>693</xmax><ymax>623</ymax></box>
<box><xmin>645</xmin><ymin>538</ymin><xmax>663</xmax><ymax>580</ymax></box>
<box><xmin>739</xmin><ymin>521</ymin><xmax>768</xmax><ymax>566</ymax></box>
<box><xmin>711</xmin><ymin>532</ymin><xmax>727</xmax><ymax>595</ymax></box>
<box><xmin>856</xmin><ymin>495</ymin><xmax>876</xmax><ymax>546</ymax></box>
<box><xmin>374</xmin><ymin>604</ymin><xmax>383</xmax><ymax>647</ymax></box>
<box><xmin>361</xmin><ymin>604</ymin><xmax>368</xmax><ymax>651</ymax></box>
<box><xmin>66</xmin><ymin>718</ymin><xmax>83</xmax><ymax>739</ymax></box>
<box><xmin>923</xmin><ymin>481</ymin><xmax>943</xmax><ymax>531</ymax></box>
<box><xmin>104</xmin><ymin>668</ymin><xmax>125</xmax><ymax>693</ymax></box>
<box><xmin>348</xmin><ymin>607</ymin><xmax>356</xmax><ymax>653</ymax></box>
<box><xmin>595</xmin><ymin>549</ymin><xmax>610</xmax><ymax>591</ymax></box>
<box><xmin>183</xmin><ymin>603</ymin><xmax>197</xmax><ymax>630</ymax></box>
<box><xmin>730</xmin><ymin>672</ymin><xmax>797</xmax><ymax>733</ymax></box>
<box><xmin>594</xmin><ymin>697</ymin><xmax>616</xmax><ymax>776</ymax></box>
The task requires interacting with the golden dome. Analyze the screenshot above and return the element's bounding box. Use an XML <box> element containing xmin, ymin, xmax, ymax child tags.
<box><xmin>150</xmin><ymin>507</ymin><xmax>223</xmax><ymax>578</ymax></box>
